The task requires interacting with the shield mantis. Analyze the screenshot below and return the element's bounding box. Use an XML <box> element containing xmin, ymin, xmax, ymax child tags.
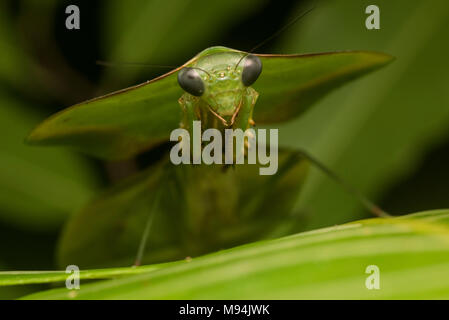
<box><xmin>27</xmin><ymin>46</ymin><xmax>393</xmax><ymax>267</ymax></box>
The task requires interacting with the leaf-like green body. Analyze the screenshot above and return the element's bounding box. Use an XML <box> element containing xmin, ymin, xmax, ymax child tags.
<box><xmin>27</xmin><ymin>47</ymin><xmax>393</xmax><ymax>159</ymax></box>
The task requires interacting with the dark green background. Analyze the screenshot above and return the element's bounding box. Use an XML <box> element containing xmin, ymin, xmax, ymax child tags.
<box><xmin>1</xmin><ymin>0</ymin><xmax>449</xmax><ymax>298</ymax></box>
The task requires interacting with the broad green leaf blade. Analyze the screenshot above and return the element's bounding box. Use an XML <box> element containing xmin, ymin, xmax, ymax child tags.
<box><xmin>57</xmin><ymin>150</ymin><xmax>308</xmax><ymax>268</ymax></box>
<box><xmin>27</xmin><ymin>48</ymin><xmax>392</xmax><ymax>160</ymax></box>
<box><xmin>254</xmin><ymin>51</ymin><xmax>394</xmax><ymax>123</ymax></box>
<box><xmin>17</xmin><ymin>210</ymin><xmax>449</xmax><ymax>299</ymax></box>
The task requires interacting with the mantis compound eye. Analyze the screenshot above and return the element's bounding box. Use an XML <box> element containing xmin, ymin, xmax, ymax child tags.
<box><xmin>241</xmin><ymin>54</ymin><xmax>262</xmax><ymax>87</ymax></box>
<box><xmin>177</xmin><ymin>68</ymin><xmax>205</xmax><ymax>96</ymax></box>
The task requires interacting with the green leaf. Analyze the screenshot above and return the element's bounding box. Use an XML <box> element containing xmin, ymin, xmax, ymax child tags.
<box><xmin>10</xmin><ymin>209</ymin><xmax>449</xmax><ymax>299</ymax></box>
<box><xmin>26</xmin><ymin>48</ymin><xmax>393</xmax><ymax>160</ymax></box>
<box><xmin>56</xmin><ymin>150</ymin><xmax>309</xmax><ymax>268</ymax></box>
<box><xmin>0</xmin><ymin>261</ymin><xmax>42</xmax><ymax>299</ymax></box>
<box><xmin>0</xmin><ymin>1</ymin><xmax>59</xmax><ymax>95</ymax></box>
<box><xmin>0</xmin><ymin>90</ymin><xmax>98</xmax><ymax>231</ymax></box>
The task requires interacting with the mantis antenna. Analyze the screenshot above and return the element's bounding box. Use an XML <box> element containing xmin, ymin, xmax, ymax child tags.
<box><xmin>96</xmin><ymin>61</ymin><xmax>211</xmax><ymax>77</ymax></box>
<box><xmin>293</xmin><ymin>150</ymin><xmax>390</xmax><ymax>218</ymax></box>
<box><xmin>235</xmin><ymin>5</ymin><xmax>316</xmax><ymax>70</ymax></box>
<box><xmin>134</xmin><ymin>186</ymin><xmax>164</xmax><ymax>266</ymax></box>
<box><xmin>95</xmin><ymin>60</ymin><xmax>176</xmax><ymax>69</ymax></box>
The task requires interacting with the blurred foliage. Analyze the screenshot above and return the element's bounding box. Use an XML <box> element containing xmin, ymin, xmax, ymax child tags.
<box><xmin>0</xmin><ymin>1</ymin><xmax>99</xmax><ymax>237</ymax></box>
<box><xmin>276</xmin><ymin>0</ymin><xmax>449</xmax><ymax>229</ymax></box>
<box><xmin>0</xmin><ymin>90</ymin><xmax>98</xmax><ymax>231</ymax></box>
<box><xmin>0</xmin><ymin>0</ymin><xmax>449</xmax><ymax>300</ymax></box>
<box><xmin>0</xmin><ymin>1</ymin><xmax>100</xmax><ymax>300</ymax></box>
<box><xmin>0</xmin><ymin>2</ymin><xmax>31</xmax><ymax>89</ymax></box>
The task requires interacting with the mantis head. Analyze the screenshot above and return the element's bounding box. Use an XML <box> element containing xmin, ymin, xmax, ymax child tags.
<box><xmin>177</xmin><ymin>53</ymin><xmax>262</xmax><ymax>126</ymax></box>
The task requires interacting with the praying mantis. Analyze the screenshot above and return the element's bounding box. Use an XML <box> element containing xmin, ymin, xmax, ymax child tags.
<box><xmin>27</xmin><ymin>46</ymin><xmax>393</xmax><ymax>268</ymax></box>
